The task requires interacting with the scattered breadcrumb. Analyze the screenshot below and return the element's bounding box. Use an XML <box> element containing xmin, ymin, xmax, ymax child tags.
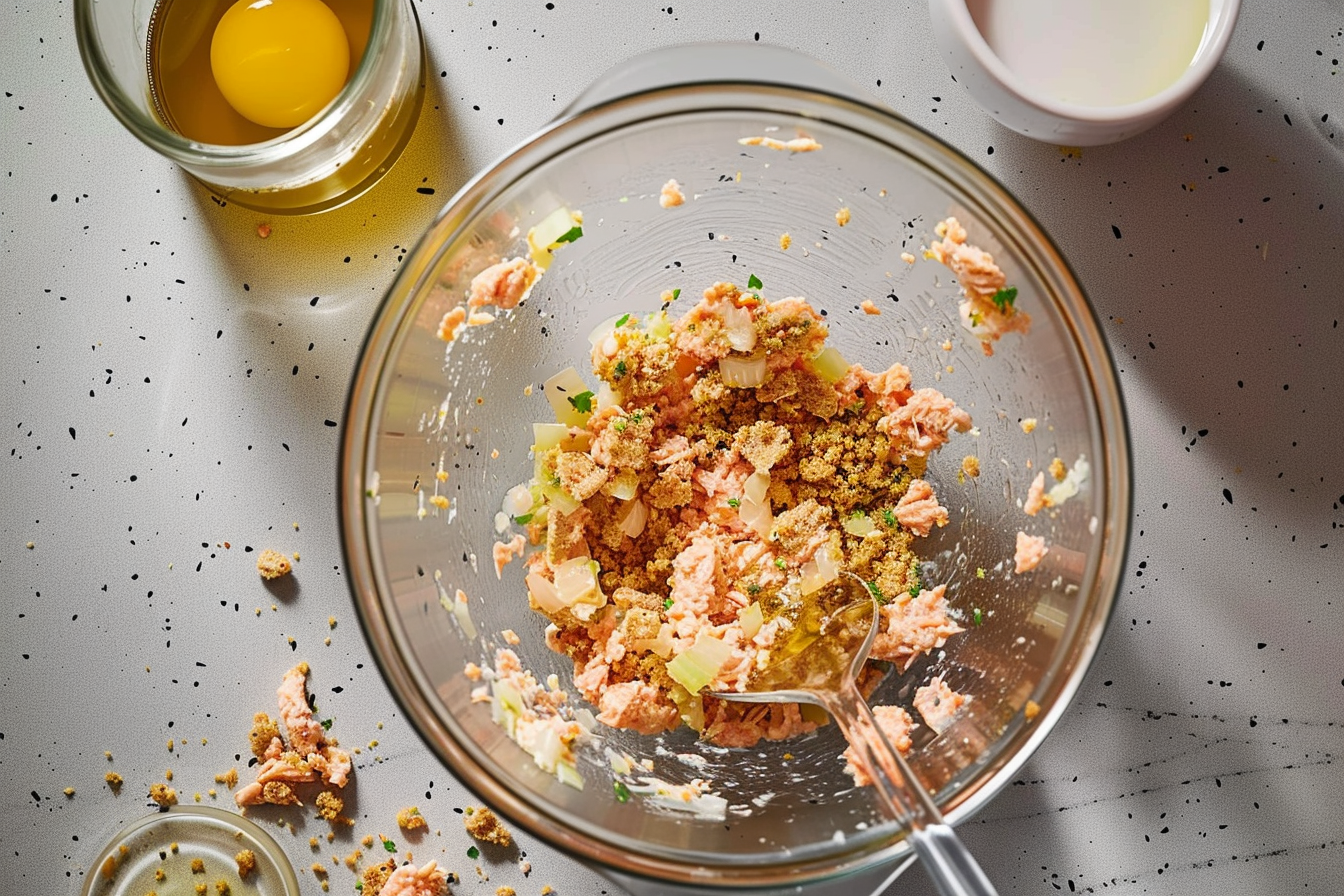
<box><xmin>165</xmin><ymin>769</ymin><xmax>174</xmax><ymax>781</ymax></box>
<box><xmin>464</xmin><ymin>806</ymin><xmax>512</xmax><ymax>847</ymax></box>
<box><xmin>235</xmin><ymin>850</ymin><xmax>256</xmax><ymax>878</ymax></box>
<box><xmin>156</xmin><ymin>867</ymin><xmax>167</xmax><ymax>880</ymax></box>
<box><xmin>738</xmin><ymin>135</ymin><xmax>822</xmax><ymax>152</ymax></box>
<box><xmin>900</xmin><ymin>251</ymin><xmax>916</xmax><ymax>264</ymax></box>
<box><xmin>1049</xmin><ymin>457</ymin><xmax>1067</xmax><ymax>481</ymax></box>
<box><xmin>779</xmin><ymin>232</ymin><xmax>791</xmax><ymax>250</ymax></box>
<box><xmin>310</xmin><ymin>862</ymin><xmax>328</xmax><ymax>877</ymax></box>
<box><xmin>429</xmin><ymin>495</ymin><xmax>450</xmax><ymax>510</ymax></box>
<box><xmin>215</xmin><ymin>880</ymin><xmax>231</xmax><ymax>895</ymax></box>
<box><xmin>500</xmin><ymin>629</ymin><xmax>520</xmax><ymax>645</ymax></box>
<box><xmin>397</xmin><ymin>806</ymin><xmax>428</xmax><ymax>831</ymax></box>
<box><xmin>1024</xmin><ymin>699</ymin><xmax>1041</xmax><ymax>720</ymax></box>
<box><xmin>835</xmin><ymin>206</ymin><xmax>851</xmax><ymax>227</ymax></box>
<box><xmin>191</xmin><ymin>859</ymin><xmax>206</xmax><ymax>874</ymax></box>
<box><xmin>1020</xmin><ymin>417</ymin><xmax>1037</xmax><ymax>434</ymax></box>
<box><xmin>149</xmin><ymin>783</ymin><xmax>178</xmax><ymax>807</ymax></box>
<box><xmin>658</xmin><ymin>178</ymin><xmax>686</xmax><ymax>208</ymax></box>
<box><xmin>343</xmin><ymin>850</ymin><xmax>362</xmax><ymax>871</ymax></box>
<box><xmin>194</xmin><ymin>885</ymin><xmax>207</xmax><ymax>896</ymax></box>
<box><xmin>360</xmin><ymin>859</ymin><xmax>396</xmax><ymax>895</ymax></box>
<box><xmin>316</xmin><ymin>791</ymin><xmax>351</xmax><ymax>824</ymax></box>
<box><xmin>256</xmin><ymin>549</ymin><xmax>292</xmax><ymax>580</ymax></box>
<box><xmin>214</xmin><ymin>768</ymin><xmax>239</xmax><ymax>789</ymax></box>
<box><xmin>496</xmin><ymin>888</ymin><xmax>517</xmax><ymax>896</ymax></box>
<box><xmin>63</xmin><ymin>786</ymin><xmax>75</xmax><ymax>796</ymax></box>
<box><xmin>361</xmin><ymin>834</ymin><xmax>375</xmax><ymax>849</ymax></box>
<box><xmin>860</xmin><ymin>299</ymin><xmax>880</xmax><ymax>315</ymax></box>
<box><xmin>437</xmin><ymin>306</ymin><xmax>468</xmax><ymax>343</ymax></box>
<box><xmin>961</xmin><ymin>456</ymin><xmax>980</xmax><ymax>478</ymax></box>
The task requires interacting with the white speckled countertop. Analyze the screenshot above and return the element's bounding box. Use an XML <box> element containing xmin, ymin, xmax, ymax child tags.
<box><xmin>3</xmin><ymin>2</ymin><xmax>1343</xmax><ymax>894</ymax></box>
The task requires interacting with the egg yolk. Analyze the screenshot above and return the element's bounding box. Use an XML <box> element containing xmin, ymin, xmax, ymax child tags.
<box><xmin>210</xmin><ymin>0</ymin><xmax>350</xmax><ymax>130</ymax></box>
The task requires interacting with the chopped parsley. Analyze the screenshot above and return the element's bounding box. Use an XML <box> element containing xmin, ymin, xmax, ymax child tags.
<box><xmin>908</xmin><ymin>562</ymin><xmax>922</xmax><ymax>598</ymax></box>
<box><xmin>990</xmin><ymin>286</ymin><xmax>1018</xmax><ymax>312</ymax></box>
<box><xmin>614</xmin><ymin>420</ymin><xmax>626</xmax><ymax>432</ymax></box>
<box><xmin>615</xmin><ymin>313</ymin><xmax>631</xmax><ymax>327</ymax></box>
<box><xmin>513</xmin><ymin>513</ymin><xmax>534</xmax><ymax>525</ymax></box>
<box><xmin>320</xmin><ymin>717</ymin><xmax>334</xmax><ymax>731</ymax></box>
<box><xmin>727</xmin><ymin>497</ymin><xmax>741</xmax><ymax>508</ymax></box>
<box><xmin>630</xmin><ymin>410</ymin><xmax>645</xmax><ymax>423</ymax></box>
<box><xmin>747</xmin><ymin>273</ymin><xmax>763</xmax><ymax>290</ymax></box>
<box><xmin>613</xmin><ymin>781</ymin><xmax>631</xmax><ymax>803</ymax></box>
<box><xmin>850</xmin><ymin>509</ymin><xmax>865</xmax><ymax>519</ymax></box>
<box><xmin>865</xmin><ymin>580</ymin><xmax>886</xmax><ymax>604</ymax></box>
<box><xmin>881</xmin><ymin>509</ymin><xmax>896</xmax><ymax>526</ymax></box>
<box><xmin>975</xmin><ymin>567</ymin><xmax>985</xmax><ymax>579</ymax></box>
<box><xmin>774</xmin><ymin>558</ymin><xmax>787</xmax><ymax>570</ymax></box>
<box><xmin>663</xmin><ymin>598</ymin><xmax>674</xmax><ymax>610</ymax></box>
<box><xmin>671</xmin><ymin>288</ymin><xmax>681</xmax><ymax>301</ymax></box>
<box><xmin>972</xmin><ymin>608</ymin><xmax>984</xmax><ymax>626</ymax></box>
<box><xmin>613</xmin><ymin>359</ymin><xmax>628</xmax><ymax>379</ymax></box>
<box><xmin>382</xmin><ymin>837</ymin><xmax>397</xmax><ymax>853</ymax></box>
<box><xmin>356</xmin><ymin>883</ymin><xmax>363</xmax><ymax>892</ymax></box>
<box><xmin>746</xmin><ymin>583</ymin><xmax>761</xmax><ymax>595</ymax></box>
<box><xmin>466</xmin><ymin>845</ymin><xmax>480</xmax><ymax>859</ymax></box>
<box><xmin>566</xmin><ymin>390</ymin><xmax>595</xmax><ymax>413</ymax></box>
<box><xmin>554</xmin><ymin>225</ymin><xmax>583</xmax><ymax>244</ymax></box>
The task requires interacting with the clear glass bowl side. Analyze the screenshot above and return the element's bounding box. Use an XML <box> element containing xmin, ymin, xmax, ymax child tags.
<box><xmin>342</xmin><ymin>85</ymin><xmax>1129</xmax><ymax>888</ymax></box>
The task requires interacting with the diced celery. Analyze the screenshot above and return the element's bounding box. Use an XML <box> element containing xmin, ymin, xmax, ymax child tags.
<box><xmin>556</xmin><ymin>759</ymin><xmax>585</xmax><ymax>790</ymax></box>
<box><xmin>738</xmin><ymin>602</ymin><xmax>764</xmax><ymax>639</ymax></box>
<box><xmin>809</xmin><ymin>346</ymin><xmax>850</xmax><ymax>384</ymax></box>
<box><xmin>666</xmin><ymin>635</ymin><xmax>735</xmax><ymax>694</ymax></box>
<box><xmin>544</xmin><ymin>366</ymin><xmax>593</xmax><ymax>426</ymax></box>
<box><xmin>532</xmin><ymin>422</ymin><xmax>568</xmax><ymax>453</ymax></box>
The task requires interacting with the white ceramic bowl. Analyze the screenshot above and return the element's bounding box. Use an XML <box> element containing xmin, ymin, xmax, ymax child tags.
<box><xmin>928</xmin><ymin>0</ymin><xmax>1241</xmax><ymax>145</ymax></box>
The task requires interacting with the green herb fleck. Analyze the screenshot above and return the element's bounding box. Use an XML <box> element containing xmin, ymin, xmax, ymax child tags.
<box><xmin>567</xmin><ymin>390</ymin><xmax>595</xmax><ymax>414</ymax></box>
<box><xmin>747</xmin><ymin>273</ymin><xmax>763</xmax><ymax>290</ymax></box>
<box><xmin>382</xmin><ymin>837</ymin><xmax>397</xmax><ymax>853</ymax></box>
<box><xmin>613</xmin><ymin>420</ymin><xmax>627</xmax><ymax>432</ymax></box>
<box><xmin>320</xmin><ymin>717</ymin><xmax>333</xmax><ymax>731</ymax></box>
<box><xmin>671</xmin><ymin>288</ymin><xmax>681</xmax><ymax>301</ymax></box>
<box><xmin>514</xmin><ymin>513</ymin><xmax>534</xmax><ymax>525</ymax></box>
<box><xmin>881</xmin><ymin>509</ymin><xmax>896</xmax><ymax>526</ymax></box>
<box><xmin>615</xmin><ymin>313</ymin><xmax>631</xmax><ymax>327</ymax></box>
<box><xmin>990</xmin><ymin>286</ymin><xmax>1018</xmax><ymax>312</ymax></box>
<box><xmin>630</xmin><ymin>410</ymin><xmax>645</xmax><ymax>424</ymax></box>
<box><xmin>774</xmin><ymin>558</ymin><xmax>787</xmax><ymax>570</ymax></box>
<box><xmin>850</xmin><ymin>510</ymin><xmax>865</xmax><ymax>519</ymax></box>
<box><xmin>975</xmin><ymin>567</ymin><xmax>985</xmax><ymax>579</ymax></box>
<box><xmin>972</xmin><ymin>608</ymin><xmax>984</xmax><ymax>626</ymax></box>
<box><xmin>554</xmin><ymin>225</ymin><xmax>583</xmax><ymax>244</ymax></box>
<box><xmin>466</xmin><ymin>845</ymin><xmax>480</xmax><ymax>860</ymax></box>
<box><xmin>663</xmin><ymin>598</ymin><xmax>674</xmax><ymax>611</ymax></box>
<box><xmin>908</xmin><ymin>562</ymin><xmax>922</xmax><ymax>598</ymax></box>
<box><xmin>865</xmin><ymin>580</ymin><xmax>886</xmax><ymax>604</ymax></box>
<box><xmin>969</xmin><ymin>311</ymin><xmax>984</xmax><ymax>327</ymax></box>
<box><xmin>613</xmin><ymin>781</ymin><xmax>631</xmax><ymax>803</ymax></box>
<box><xmin>746</xmin><ymin>583</ymin><xmax>761</xmax><ymax>595</ymax></box>
<box><xmin>727</xmin><ymin>497</ymin><xmax>741</xmax><ymax>508</ymax></box>
<box><xmin>365</xmin><ymin>488</ymin><xmax>375</xmax><ymax>498</ymax></box>
<box><xmin>613</xmin><ymin>359</ymin><xmax>628</xmax><ymax>379</ymax></box>
<box><xmin>356</xmin><ymin>883</ymin><xmax>363</xmax><ymax>892</ymax></box>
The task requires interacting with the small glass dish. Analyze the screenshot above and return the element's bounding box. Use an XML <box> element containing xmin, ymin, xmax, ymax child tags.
<box><xmin>74</xmin><ymin>0</ymin><xmax>425</xmax><ymax>214</ymax></box>
<box><xmin>81</xmin><ymin>806</ymin><xmax>300</xmax><ymax>896</ymax></box>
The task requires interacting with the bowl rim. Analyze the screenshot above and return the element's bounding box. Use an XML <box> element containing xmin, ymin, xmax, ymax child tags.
<box><xmin>339</xmin><ymin>74</ymin><xmax>1133</xmax><ymax>890</ymax></box>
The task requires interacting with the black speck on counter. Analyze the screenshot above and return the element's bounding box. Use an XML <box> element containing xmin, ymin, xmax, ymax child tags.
<box><xmin>1111</xmin><ymin>224</ymin><xmax>1122</xmax><ymax>239</ymax></box>
<box><xmin>1223</xmin><ymin>488</ymin><xmax>1234</xmax><ymax>505</ymax></box>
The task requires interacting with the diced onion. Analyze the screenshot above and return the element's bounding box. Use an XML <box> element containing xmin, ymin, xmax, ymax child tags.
<box><xmin>605</xmin><ymin>470</ymin><xmax>639</xmax><ymax>501</ymax></box>
<box><xmin>618</xmin><ymin>499</ymin><xmax>648</xmax><ymax>538</ymax></box>
<box><xmin>1047</xmin><ymin>456</ymin><xmax>1090</xmax><ymax>506</ymax></box>
<box><xmin>597</xmin><ymin>382</ymin><xmax>618</xmax><ymax>411</ymax></box>
<box><xmin>666</xmin><ymin>634</ymin><xmax>735</xmax><ymax>693</ymax></box>
<box><xmin>645</xmin><ymin>311</ymin><xmax>673</xmax><ymax>341</ymax></box>
<box><xmin>526</xmin><ymin>572</ymin><xmax>566</xmax><ymax>613</ymax></box>
<box><xmin>555</xmin><ymin>759</ymin><xmax>584</xmax><ymax>790</ymax></box>
<box><xmin>503</xmin><ymin>483</ymin><xmax>534</xmax><ymax>516</ymax></box>
<box><xmin>491</xmin><ymin>679</ymin><xmax>523</xmax><ymax>736</ymax></box>
<box><xmin>527</xmin><ymin>206</ymin><xmax>579</xmax><ymax>269</ymax></box>
<box><xmin>587</xmin><ymin>313</ymin><xmax>624</xmax><ymax>348</ymax></box>
<box><xmin>532</xmin><ymin>422</ymin><xmax>568</xmax><ymax>453</ymax></box>
<box><xmin>632</xmin><ymin>622</ymin><xmax>674</xmax><ymax>658</ymax></box>
<box><xmin>744</xmin><ymin>471</ymin><xmax>770</xmax><ymax>504</ymax></box>
<box><xmin>738</xmin><ymin>494</ymin><xmax>773</xmax><ymax>540</ymax></box>
<box><xmin>809</xmin><ymin>346</ymin><xmax>850</xmax><ymax>384</ymax></box>
<box><xmin>842</xmin><ymin>513</ymin><xmax>878</xmax><ymax>537</ymax></box>
<box><xmin>493</xmin><ymin>511</ymin><xmax>511</xmax><ymax>534</ymax></box>
<box><xmin>453</xmin><ymin>591</ymin><xmax>478</xmax><ymax>640</ymax></box>
<box><xmin>738</xmin><ymin>602</ymin><xmax>764</xmax><ymax>640</ymax></box>
<box><xmin>721</xmin><ymin>303</ymin><xmax>757</xmax><ymax>352</ymax></box>
<box><xmin>553</xmin><ymin>557</ymin><xmax>600</xmax><ymax>606</ymax></box>
<box><xmin>719</xmin><ymin>355</ymin><xmax>768</xmax><ymax>388</ymax></box>
<box><xmin>540</xmin><ymin>483</ymin><xmax>580</xmax><ymax>516</ymax></box>
<box><xmin>798</xmin><ymin>546</ymin><xmax>841</xmax><ymax>595</ymax></box>
<box><xmin>544</xmin><ymin>366</ymin><xmax>594</xmax><ymax>426</ymax></box>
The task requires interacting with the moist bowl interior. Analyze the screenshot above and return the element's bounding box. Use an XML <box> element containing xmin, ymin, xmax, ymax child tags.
<box><xmin>340</xmin><ymin>82</ymin><xmax>1130</xmax><ymax>891</ymax></box>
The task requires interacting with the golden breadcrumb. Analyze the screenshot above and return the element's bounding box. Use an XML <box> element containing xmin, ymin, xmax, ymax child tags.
<box><xmin>256</xmin><ymin>548</ymin><xmax>292</xmax><ymax>579</ymax></box>
<box><xmin>149</xmin><ymin>783</ymin><xmax>178</xmax><ymax>807</ymax></box>
<box><xmin>235</xmin><ymin>850</ymin><xmax>256</xmax><ymax>878</ymax></box>
<box><xmin>397</xmin><ymin>806</ymin><xmax>428</xmax><ymax>831</ymax></box>
<box><xmin>191</xmin><ymin>859</ymin><xmax>206</xmax><ymax>874</ymax></box>
<box><xmin>464</xmin><ymin>806</ymin><xmax>512</xmax><ymax>847</ymax></box>
<box><xmin>360</xmin><ymin>859</ymin><xmax>397</xmax><ymax>895</ymax></box>
<box><xmin>214</xmin><ymin>768</ymin><xmax>239</xmax><ymax>789</ymax></box>
<box><xmin>247</xmin><ymin>713</ymin><xmax>280</xmax><ymax>757</ymax></box>
<box><xmin>105</xmin><ymin>772</ymin><xmax>124</xmax><ymax>792</ymax></box>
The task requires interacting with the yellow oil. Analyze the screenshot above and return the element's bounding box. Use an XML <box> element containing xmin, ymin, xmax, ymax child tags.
<box><xmin>146</xmin><ymin>0</ymin><xmax>373</xmax><ymax>146</ymax></box>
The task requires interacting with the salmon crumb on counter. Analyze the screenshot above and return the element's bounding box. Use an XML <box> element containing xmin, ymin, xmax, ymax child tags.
<box><xmin>859</xmin><ymin>299</ymin><xmax>881</xmax><ymax>315</ymax></box>
<box><xmin>738</xmin><ymin>135</ymin><xmax>823</xmax><ymax>152</ymax></box>
<box><xmin>1023</xmin><ymin>471</ymin><xmax>1051</xmax><ymax>516</ymax></box>
<box><xmin>437</xmin><ymin>306</ymin><xmax>468</xmax><ymax>343</ymax></box>
<box><xmin>659</xmin><ymin>178</ymin><xmax>686</xmax><ymax>208</ymax></box>
<box><xmin>235</xmin><ymin>663</ymin><xmax>353</xmax><ymax>808</ymax></box>
<box><xmin>397</xmin><ymin>806</ymin><xmax>428</xmax><ymax>831</ymax></box>
<box><xmin>469</xmin><ymin>257</ymin><xmax>539</xmax><ymax>311</ymax></box>
<box><xmin>1014</xmin><ymin>530</ymin><xmax>1048</xmax><ymax>573</ymax></box>
<box><xmin>372</xmin><ymin>860</ymin><xmax>448</xmax><ymax>896</ymax></box>
<box><xmin>256</xmin><ymin>549</ymin><xmax>292</xmax><ymax>580</ymax></box>
<box><xmin>497</xmin><ymin>281</ymin><xmax>976</xmax><ymax>752</ymax></box>
<box><xmin>464</xmin><ymin>806</ymin><xmax>512</xmax><ymax>847</ymax></box>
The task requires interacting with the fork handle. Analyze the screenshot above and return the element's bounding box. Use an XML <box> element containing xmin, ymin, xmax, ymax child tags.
<box><xmin>824</xmin><ymin>684</ymin><xmax>999</xmax><ymax>896</ymax></box>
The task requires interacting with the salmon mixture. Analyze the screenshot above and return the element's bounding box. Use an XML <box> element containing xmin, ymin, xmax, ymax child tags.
<box><xmin>495</xmin><ymin>276</ymin><xmax>976</xmax><ymax>751</ymax></box>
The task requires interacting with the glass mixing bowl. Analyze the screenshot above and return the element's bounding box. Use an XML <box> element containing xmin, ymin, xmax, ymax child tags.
<box><xmin>341</xmin><ymin>45</ymin><xmax>1130</xmax><ymax>896</ymax></box>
